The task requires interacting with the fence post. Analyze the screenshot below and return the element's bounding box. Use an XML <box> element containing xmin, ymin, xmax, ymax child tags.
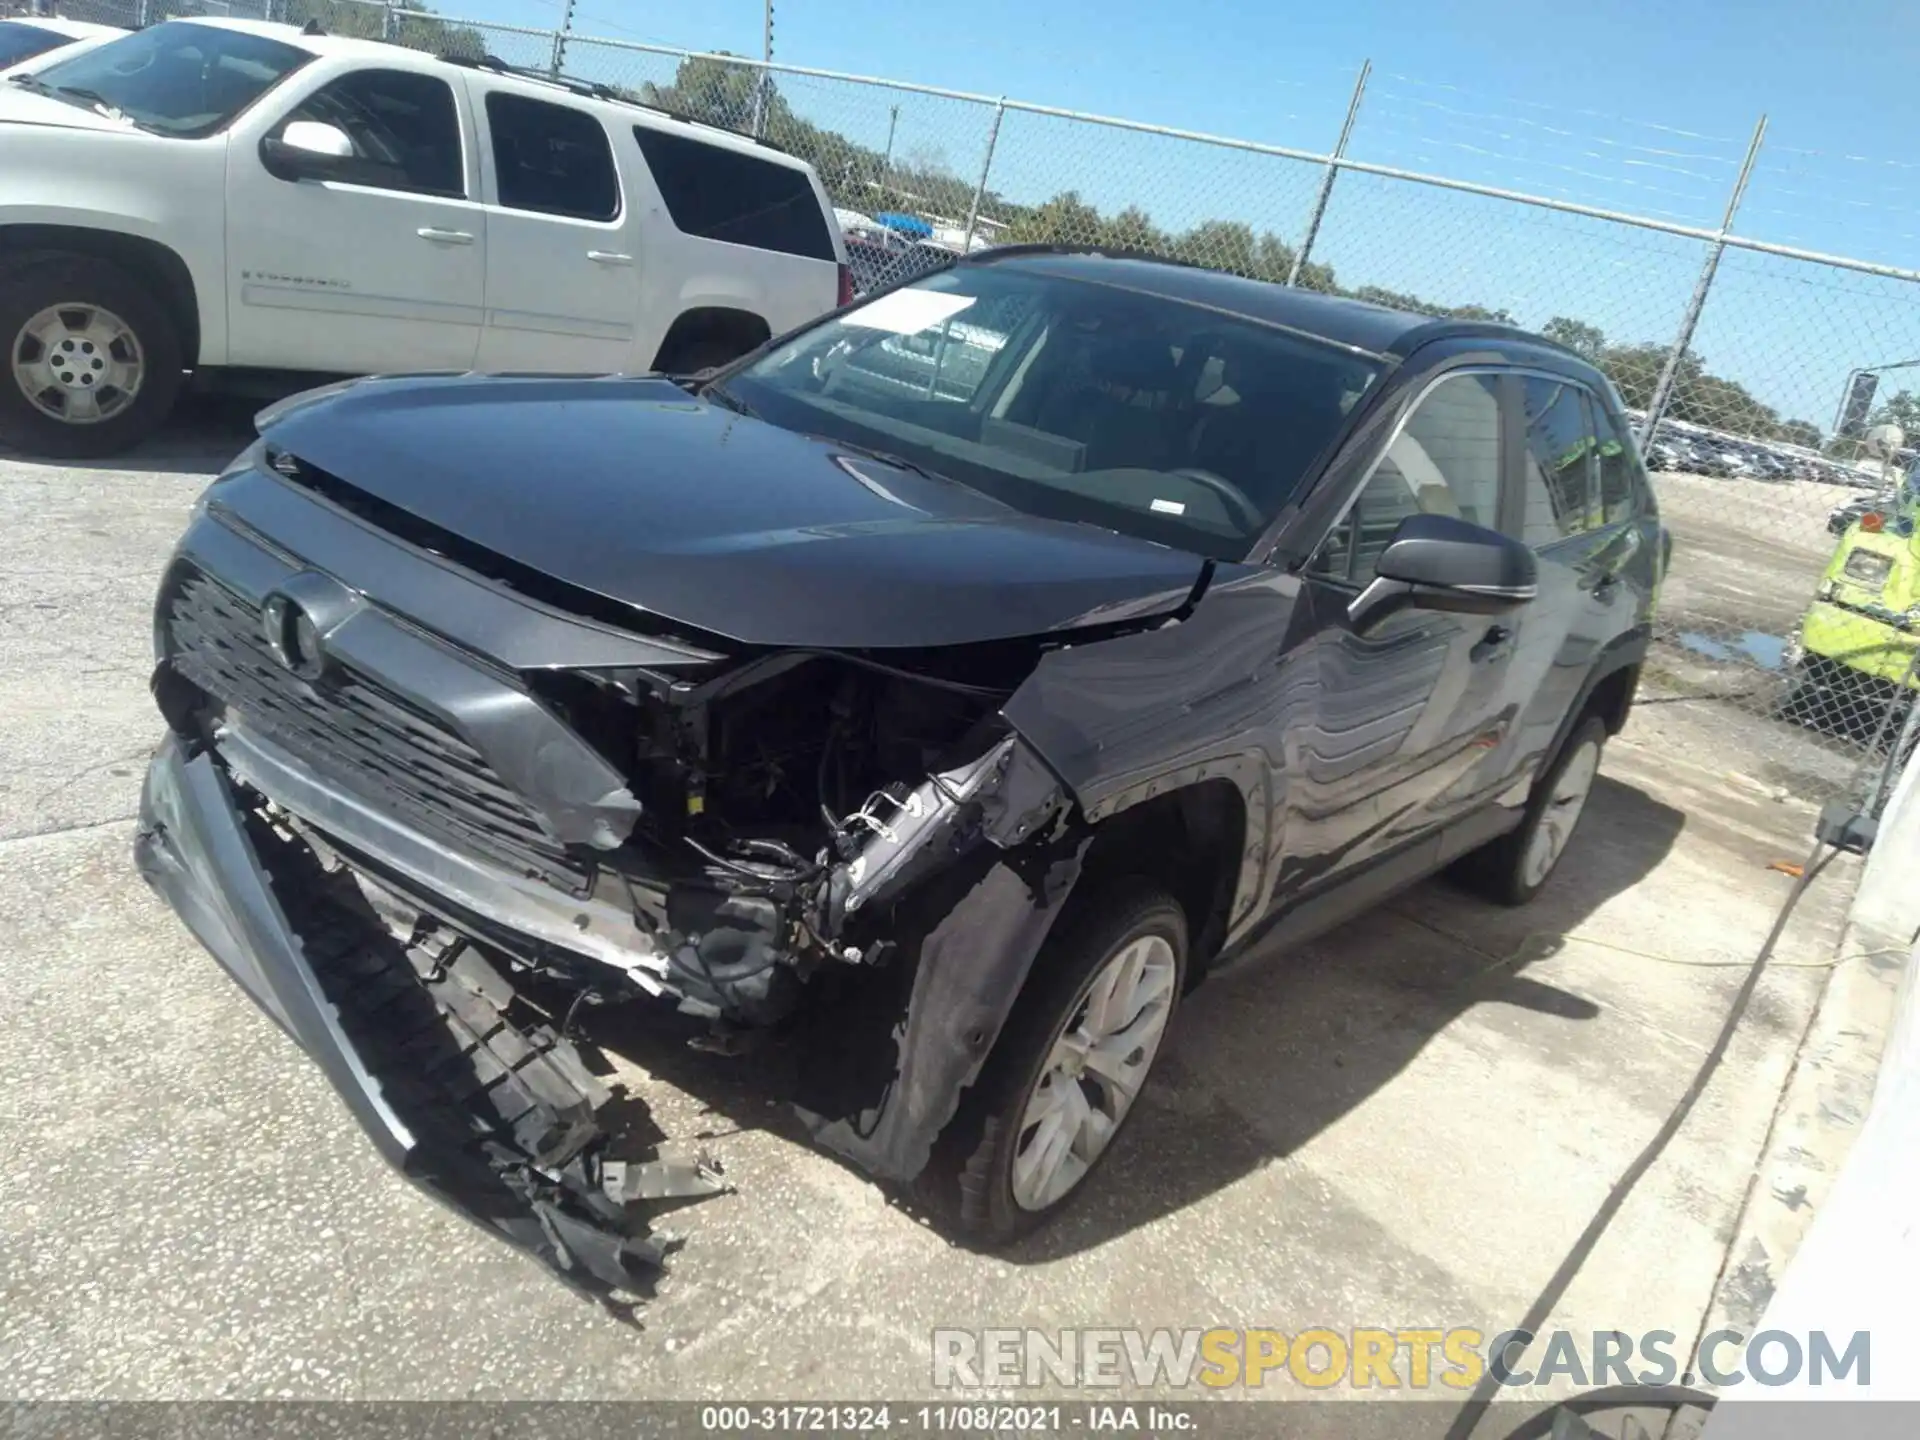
<box><xmin>750</xmin><ymin>0</ymin><xmax>775</xmax><ymax>138</ymax></box>
<box><xmin>1636</xmin><ymin>115</ymin><xmax>1768</xmax><ymax>448</ymax></box>
<box><xmin>963</xmin><ymin>100</ymin><xmax>1007</xmax><ymax>252</ymax></box>
<box><xmin>1287</xmin><ymin>59</ymin><xmax>1370</xmax><ymax>289</ymax></box>
<box><xmin>382</xmin><ymin>0</ymin><xmax>396</xmax><ymax>42</ymax></box>
<box><xmin>548</xmin><ymin>0</ymin><xmax>576</xmax><ymax>77</ymax></box>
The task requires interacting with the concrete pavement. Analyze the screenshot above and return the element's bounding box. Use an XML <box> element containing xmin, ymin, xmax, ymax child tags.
<box><xmin>0</xmin><ymin>415</ymin><xmax>1868</xmax><ymax>1413</ymax></box>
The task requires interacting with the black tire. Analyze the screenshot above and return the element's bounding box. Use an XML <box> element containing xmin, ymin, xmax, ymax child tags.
<box><xmin>1454</xmin><ymin>715</ymin><xmax>1608</xmax><ymax>908</ymax></box>
<box><xmin>932</xmin><ymin>882</ymin><xmax>1189</xmax><ymax>1247</ymax></box>
<box><xmin>0</xmin><ymin>255</ymin><xmax>184</xmax><ymax>458</ymax></box>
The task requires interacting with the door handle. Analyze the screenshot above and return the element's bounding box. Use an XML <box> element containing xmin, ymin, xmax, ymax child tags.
<box><xmin>1471</xmin><ymin>624</ymin><xmax>1514</xmax><ymax>663</ymax></box>
<box><xmin>587</xmin><ymin>250</ymin><xmax>634</xmax><ymax>265</ymax></box>
<box><xmin>416</xmin><ymin>227</ymin><xmax>475</xmax><ymax>245</ymax></box>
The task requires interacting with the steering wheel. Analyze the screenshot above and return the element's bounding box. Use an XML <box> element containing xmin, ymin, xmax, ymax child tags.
<box><xmin>1163</xmin><ymin>467</ymin><xmax>1266</xmax><ymax>533</ymax></box>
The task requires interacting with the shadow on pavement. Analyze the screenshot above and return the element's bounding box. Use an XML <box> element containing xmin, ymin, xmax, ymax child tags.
<box><xmin>579</xmin><ymin>771</ymin><xmax>1687</xmax><ymax>1259</ymax></box>
<box><xmin>0</xmin><ymin>393</ymin><xmax>257</xmax><ymax>475</ymax></box>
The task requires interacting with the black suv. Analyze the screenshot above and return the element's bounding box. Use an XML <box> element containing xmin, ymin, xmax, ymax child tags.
<box><xmin>137</xmin><ymin>250</ymin><xmax>1667</xmax><ymax>1292</ymax></box>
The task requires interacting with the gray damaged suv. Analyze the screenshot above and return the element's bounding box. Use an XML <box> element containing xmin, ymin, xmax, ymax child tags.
<box><xmin>137</xmin><ymin>249</ymin><xmax>1668</xmax><ymax>1296</ymax></box>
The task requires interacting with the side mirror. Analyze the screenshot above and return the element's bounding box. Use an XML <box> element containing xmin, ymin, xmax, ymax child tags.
<box><xmin>1348</xmin><ymin>512</ymin><xmax>1538</xmax><ymax>632</ymax></box>
<box><xmin>260</xmin><ymin>120</ymin><xmax>354</xmax><ymax>181</ymax></box>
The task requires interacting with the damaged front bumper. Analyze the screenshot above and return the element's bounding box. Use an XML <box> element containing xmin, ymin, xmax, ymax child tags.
<box><xmin>134</xmin><ymin>732</ymin><xmax>722</xmax><ymax>1303</ymax></box>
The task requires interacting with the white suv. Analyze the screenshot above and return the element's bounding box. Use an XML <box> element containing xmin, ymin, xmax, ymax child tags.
<box><xmin>0</xmin><ymin>15</ymin><xmax>125</xmax><ymax>76</ymax></box>
<box><xmin>0</xmin><ymin>17</ymin><xmax>849</xmax><ymax>456</ymax></box>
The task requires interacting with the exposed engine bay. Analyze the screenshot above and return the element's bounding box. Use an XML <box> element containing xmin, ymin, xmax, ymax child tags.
<box><xmin>520</xmin><ymin>647</ymin><xmax>1066</xmax><ymax>1013</ymax></box>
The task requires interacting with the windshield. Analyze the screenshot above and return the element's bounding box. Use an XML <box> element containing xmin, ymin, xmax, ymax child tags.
<box><xmin>29</xmin><ymin>21</ymin><xmax>310</xmax><ymax>137</ymax></box>
<box><xmin>716</xmin><ymin>263</ymin><xmax>1381</xmax><ymax>561</ymax></box>
<box><xmin>0</xmin><ymin>21</ymin><xmax>69</xmax><ymax>70</ymax></box>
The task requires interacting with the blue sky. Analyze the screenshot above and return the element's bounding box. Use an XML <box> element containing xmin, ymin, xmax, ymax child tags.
<box><xmin>439</xmin><ymin>0</ymin><xmax>1920</xmax><ymax>429</ymax></box>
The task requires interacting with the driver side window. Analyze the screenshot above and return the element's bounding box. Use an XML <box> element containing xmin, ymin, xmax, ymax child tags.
<box><xmin>276</xmin><ymin>69</ymin><xmax>465</xmax><ymax>199</ymax></box>
<box><xmin>1311</xmin><ymin>373</ymin><xmax>1502</xmax><ymax>587</ymax></box>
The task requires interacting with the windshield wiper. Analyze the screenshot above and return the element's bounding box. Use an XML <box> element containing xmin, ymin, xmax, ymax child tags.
<box><xmin>699</xmin><ymin>382</ymin><xmax>758</xmax><ymax>419</ymax></box>
<box><xmin>819</xmin><ymin>435</ymin><xmax>956</xmax><ymax>486</ymax></box>
<box><xmin>693</xmin><ymin>383</ymin><xmax>953</xmax><ymax>486</ymax></box>
<box><xmin>10</xmin><ymin>74</ymin><xmax>128</xmax><ymax>120</ymax></box>
<box><xmin>55</xmin><ymin>85</ymin><xmax>128</xmax><ymax>120</ymax></box>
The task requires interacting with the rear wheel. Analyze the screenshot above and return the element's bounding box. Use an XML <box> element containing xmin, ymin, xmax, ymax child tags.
<box><xmin>1455</xmin><ymin>715</ymin><xmax>1606</xmax><ymax>907</ymax></box>
<box><xmin>0</xmin><ymin>256</ymin><xmax>183</xmax><ymax>458</ymax></box>
<box><xmin>933</xmin><ymin>884</ymin><xmax>1188</xmax><ymax>1246</ymax></box>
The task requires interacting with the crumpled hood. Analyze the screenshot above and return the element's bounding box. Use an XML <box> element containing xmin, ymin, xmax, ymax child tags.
<box><xmin>257</xmin><ymin>374</ymin><xmax>1209</xmax><ymax>650</ymax></box>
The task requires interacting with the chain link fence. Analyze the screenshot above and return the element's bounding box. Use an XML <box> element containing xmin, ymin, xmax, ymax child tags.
<box><xmin>20</xmin><ymin>0</ymin><xmax>1920</xmax><ymax>808</ymax></box>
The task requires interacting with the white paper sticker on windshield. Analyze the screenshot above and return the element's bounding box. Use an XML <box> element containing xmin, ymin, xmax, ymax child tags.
<box><xmin>1150</xmin><ymin>498</ymin><xmax>1187</xmax><ymax>515</ymax></box>
<box><xmin>843</xmin><ymin>290</ymin><xmax>976</xmax><ymax>335</ymax></box>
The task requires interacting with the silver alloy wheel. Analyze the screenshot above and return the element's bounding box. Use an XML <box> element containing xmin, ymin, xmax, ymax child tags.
<box><xmin>11</xmin><ymin>302</ymin><xmax>144</xmax><ymax>425</ymax></box>
<box><xmin>1010</xmin><ymin>932</ymin><xmax>1178</xmax><ymax>1212</ymax></box>
<box><xmin>1522</xmin><ymin>737</ymin><xmax>1602</xmax><ymax>888</ymax></box>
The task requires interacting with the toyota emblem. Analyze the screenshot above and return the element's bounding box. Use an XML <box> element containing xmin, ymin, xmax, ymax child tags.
<box><xmin>260</xmin><ymin>592</ymin><xmax>326</xmax><ymax>680</ymax></box>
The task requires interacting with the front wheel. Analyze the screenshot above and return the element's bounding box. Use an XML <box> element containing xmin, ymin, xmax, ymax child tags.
<box><xmin>0</xmin><ymin>256</ymin><xmax>183</xmax><ymax>458</ymax></box>
<box><xmin>1455</xmin><ymin>716</ymin><xmax>1607</xmax><ymax>907</ymax></box>
<box><xmin>935</xmin><ymin>884</ymin><xmax>1188</xmax><ymax>1246</ymax></box>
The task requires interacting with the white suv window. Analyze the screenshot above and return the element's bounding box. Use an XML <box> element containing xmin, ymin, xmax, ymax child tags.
<box><xmin>631</xmin><ymin>127</ymin><xmax>834</xmax><ymax>262</ymax></box>
<box><xmin>277</xmin><ymin>69</ymin><xmax>464</xmax><ymax>199</ymax></box>
<box><xmin>485</xmin><ymin>92</ymin><xmax>620</xmax><ymax>221</ymax></box>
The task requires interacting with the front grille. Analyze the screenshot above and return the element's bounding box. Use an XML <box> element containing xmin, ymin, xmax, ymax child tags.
<box><xmin>164</xmin><ymin>568</ymin><xmax>589</xmax><ymax>894</ymax></box>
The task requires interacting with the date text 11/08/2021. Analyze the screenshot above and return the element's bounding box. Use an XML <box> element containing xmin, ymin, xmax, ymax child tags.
<box><xmin>699</xmin><ymin>1405</ymin><xmax>1198</xmax><ymax>1433</ymax></box>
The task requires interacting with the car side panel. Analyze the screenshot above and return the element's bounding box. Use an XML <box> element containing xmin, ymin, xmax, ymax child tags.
<box><xmin>0</xmin><ymin>127</ymin><xmax>231</xmax><ymax>362</ymax></box>
<box><xmin>1001</xmin><ymin>566</ymin><xmax>1306</xmax><ymax>946</ymax></box>
<box><xmin>1282</xmin><ymin>577</ymin><xmax>1523</xmax><ymax>895</ymax></box>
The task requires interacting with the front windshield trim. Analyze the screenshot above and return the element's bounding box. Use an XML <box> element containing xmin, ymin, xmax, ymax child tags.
<box><xmin>32</xmin><ymin>21</ymin><xmax>316</xmax><ymax>140</ymax></box>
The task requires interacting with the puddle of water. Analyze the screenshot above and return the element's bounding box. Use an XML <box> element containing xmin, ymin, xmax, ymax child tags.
<box><xmin>1679</xmin><ymin>630</ymin><xmax>1787</xmax><ymax>671</ymax></box>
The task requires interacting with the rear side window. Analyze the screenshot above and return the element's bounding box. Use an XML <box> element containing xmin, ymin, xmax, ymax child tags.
<box><xmin>1312</xmin><ymin>373</ymin><xmax>1502</xmax><ymax>586</ymax></box>
<box><xmin>632</xmin><ymin>126</ymin><xmax>836</xmax><ymax>262</ymax></box>
<box><xmin>278</xmin><ymin>69</ymin><xmax>463</xmax><ymax>198</ymax></box>
<box><xmin>485</xmin><ymin>92</ymin><xmax>619</xmax><ymax>221</ymax></box>
<box><xmin>1589</xmin><ymin>398</ymin><xmax>1643</xmax><ymax>524</ymax></box>
<box><xmin>1517</xmin><ymin>376</ymin><xmax>1595</xmax><ymax>545</ymax></box>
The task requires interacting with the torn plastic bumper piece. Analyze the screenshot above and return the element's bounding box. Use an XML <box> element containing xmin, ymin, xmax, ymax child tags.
<box><xmin>133</xmin><ymin>732</ymin><xmax>704</xmax><ymax>1301</ymax></box>
<box><xmin>799</xmin><ymin>732</ymin><xmax>1087</xmax><ymax>1182</ymax></box>
<box><xmin>805</xmin><ymin>838</ymin><xmax>1091</xmax><ymax>1184</ymax></box>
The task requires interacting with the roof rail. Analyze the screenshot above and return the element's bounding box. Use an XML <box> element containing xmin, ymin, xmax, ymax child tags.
<box><xmin>437</xmin><ymin>53</ymin><xmax>792</xmax><ymax>154</ymax></box>
<box><xmin>961</xmin><ymin>242</ymin><xmax>1206</xmax><ymax>270</ymax></box>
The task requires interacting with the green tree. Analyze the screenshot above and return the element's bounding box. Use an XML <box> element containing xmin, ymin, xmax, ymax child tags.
<box><xmin>1543</xmin><ymin>316</ymin><xmax>1607</xmax><ymax>361</ymax></box>
<box><xmin>1171</xmin><ymin>219</ymin><xmax>1259</xmax><ymax>277</ymax></box>
<box><xmin>642</xmin><ymin>53</ymin><xmax>773</xmax><ymax>132</ymax></box>
<box><xmin>1775</xmin><ymin>419</ymin><xmax>1824</xmax><ymax>450</ymax></box>
<box><xmin>1599</xmin><ymin>343</ymin><xmax>1694</xmax><ymax>414</ymax></box>
<box><xmin>1101</xmin><ymin>205</ymin><xmax>1168</xmax><ymax>254</ymax></box>
<box><xmin>1006</xmin><ymin>190</ymin><xmax>1104</xmax><ymax>244</ymax></box>
<box><xmin>1869</xmin><ymin>390</ymin><xmax>1920</xmax><ymax>436</ymax></box>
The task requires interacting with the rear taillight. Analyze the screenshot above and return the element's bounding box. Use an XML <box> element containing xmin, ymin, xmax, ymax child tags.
<box><xmin>837</xmin><ymin>263</ymin><xmax>855</xmax><ymax>307</ymax></box>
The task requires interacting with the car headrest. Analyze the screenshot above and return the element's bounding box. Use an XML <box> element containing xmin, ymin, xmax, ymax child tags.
<box><xmin>1088</xmin><ymin>337</ymin><xmax>1177</xmax><ymax>391</ymax></box>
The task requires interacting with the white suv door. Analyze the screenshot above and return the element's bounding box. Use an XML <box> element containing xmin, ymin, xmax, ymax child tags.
<box><xmin>224</xmin><ymin>65</ymin><xmax>486</xmax><ymax>374</ymax></box>
<box><xmin>469</xmin><ymin>84</ymin><xmax>640</xmax><ymax>374</ymax></box>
